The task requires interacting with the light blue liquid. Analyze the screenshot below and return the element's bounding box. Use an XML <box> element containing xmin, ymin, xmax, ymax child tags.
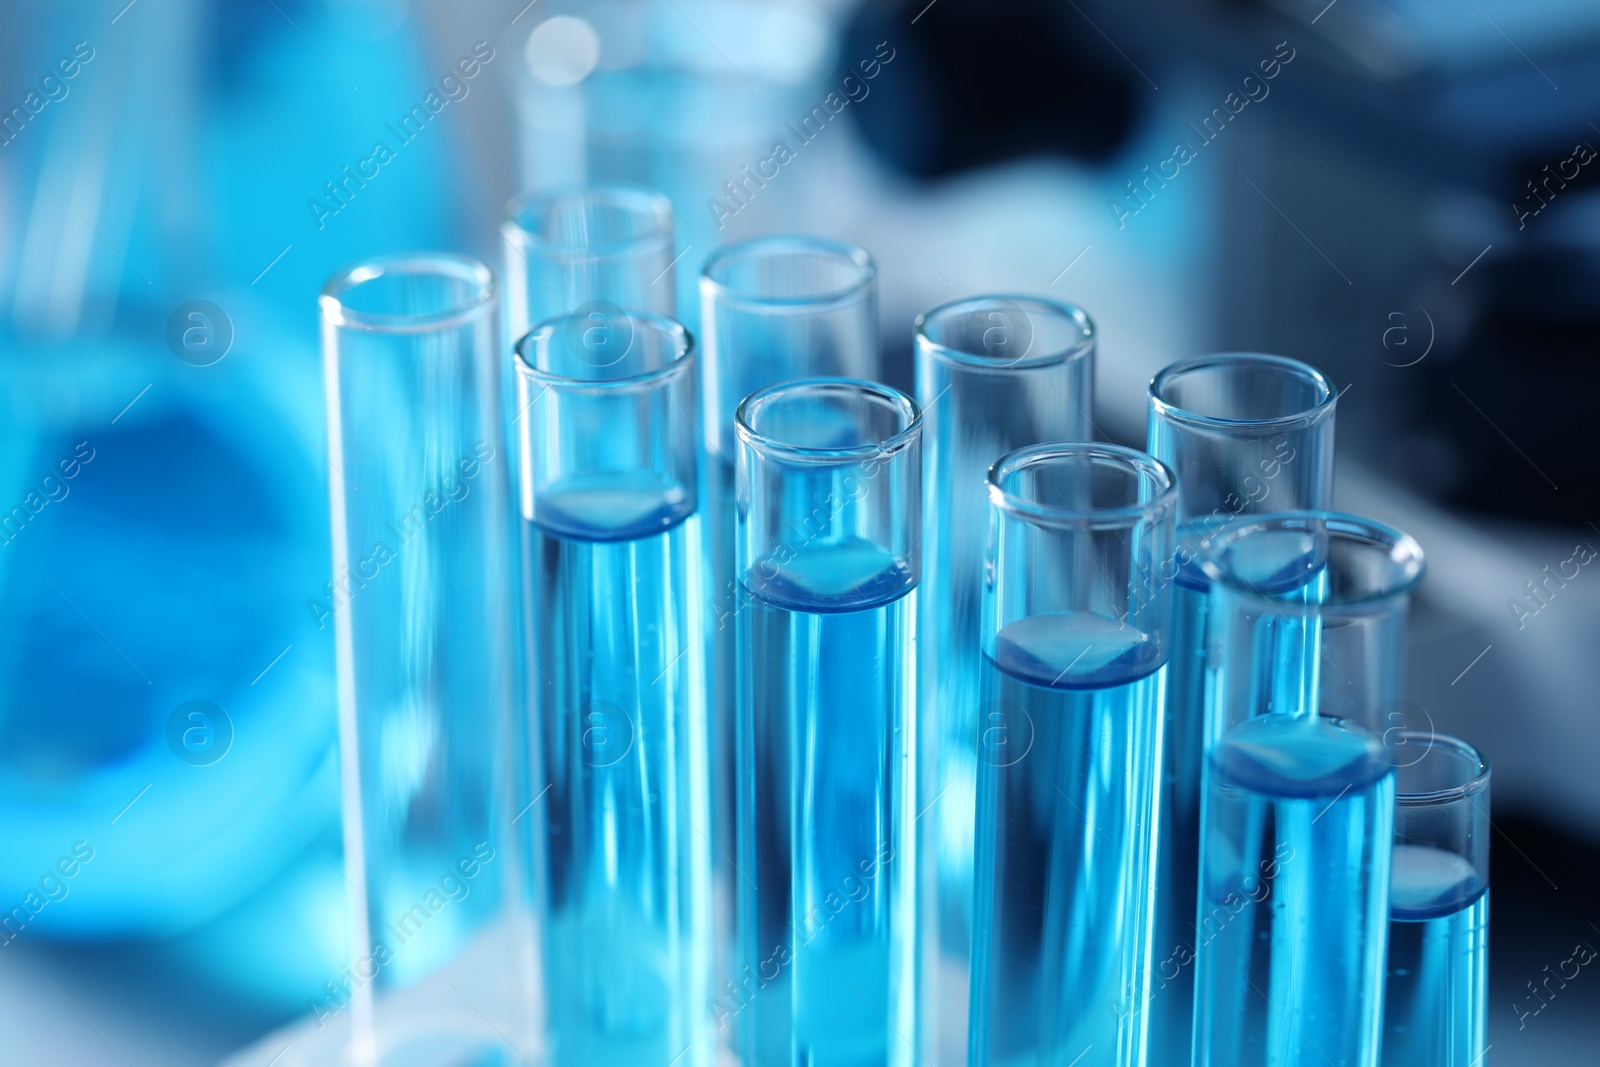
<box><xmin>734</xmin><ymin>537</ymin><xmax>916</xmax><ymax>1067</ymax></box>
<box><xmin>526</xmin><ymin>471</ymin><xmax>712</xmax><ymax>1067</ymax></box>
<box><xmin>1382</xmin><ymin>847</ymin><xmax>1488</xmax><ymax>1066</ymax></box>
<box><xmin>702</xmin><ymin>457</ymin><xmax>744</xmax><ymax>949</ymax></box>
<box><xmin>970</xmin><ymin>611</ymin><xmax>1165</xmax><ymax>1067</ymax></box>
<box><xmin>1194</xmin><ymin>714</ymin><xmax>1394</xmax><ymax>1067</ymax></box>
<box><xmin>1147</xmin><ymin>559</ymin><xmax>1210</xmax><ymax>1064</ymax></box>
<box><xmin>1151</xmin><ymin>525</ymin><xmax>1325</xmax><ymax>1063</ymax></box>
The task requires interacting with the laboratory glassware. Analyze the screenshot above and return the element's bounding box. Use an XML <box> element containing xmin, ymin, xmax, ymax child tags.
<box><xmin>1383</xmin><ymin>732</ymin><xmax>1489</xmax><ymax>1067</ymax></box>
<box><xmin>320</xmin><ymin>254</ymin><xmax>521</xmax><ymax>1061</ymax></box>
<box><xmin>503</xmin><ymin>183</ymin><xmax>677</xmax><ymax>341</ymax></box>
<box><xmin>1144</xmin><ymin>352</ymin><xmax>1335</xmax><ymax>1064</ymax></box>
<box><xmin>733</xmin><ymin>378</ymin><xmax>921</xmax><ymax>1066</ymax></box>
<box><xmin>698</xmin><ymin>235</ymin><xmax>878</xmax><ymax>967</ymax></box>
<box><xmin>1192</xmin><ymin>512</ymin><xmax>1424</xmax><ymax>1067</ymax></box>
<box><xmin>969</xmin><ymin>442</ymin><xmax>1176</xmax><ymax>1067</ymax></box>
<box><xmin>508</xmin><ymin>0</ymin><xmax>839</xmax><ymax>326</ymax></box>
<box><xmin>515</xmin><ymin>309</ymin><xmax>713</xmax><ymax>1067</ymax></box>
<box><xmin>913</xmin><ymin>295</ymin><xmax>1095</xmax><ymax>1063</ymax></box>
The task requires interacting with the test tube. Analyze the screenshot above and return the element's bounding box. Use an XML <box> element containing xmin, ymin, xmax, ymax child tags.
<box><xmin>502</xmin><ymin>183</ymin><xmax>677</xmax><ymax>338</ymax></box>
<box><xmin>733</xmin><ymin>378</ymin><xmax>920</xmax><ymax>1066</ymax></box>
<box><xmin>1193</xmin><ymin>512</ymin><xmax>1425</xmax><ymax>1067</ymax></box>
<box><xmin>515</xmin><ymin>311</ymin><xmax>712</xmax><ymax>1066</ymax></box>
<box><xmin>698</xmin><ymin>237</ymin><xmax>879</xmax><ymax>975</ymax></box>
<box><xmin>1143</xmin><ymin>353</ymin><xmax>1335</xmax><ymax>1064</ymax></box>
<box><xmin>320</xmin><ymin>254</ymin><xmax>520</xmax><ymax>1061</ymax></box>
<box><xmin>970</xmin><ymin>443</ymin><xmax>1176</xmax><ymax>1067</ymax></box>
<box><xmin>1382</xmin><ymin>732</ymin><xmax>1489</xmax><ymax>1067</ymax></box>
<box><xmin>912</xmin><ymin>296</ymin><xmax>1095</xmax><ymax>1062</ymax></box>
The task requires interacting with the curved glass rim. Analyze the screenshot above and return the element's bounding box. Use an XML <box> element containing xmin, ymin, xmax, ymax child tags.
<box><xmin>1199</xmin><ymin>510</ymin><xmax>1426</xmax><ymax>609</ymax></box>
<box><xmin>915</xmin><ymin>294</ymin><xmax>1094</xmax><ymax>371</ymax></box>
<box><xmin>320</xmin><ymin>253</ymin><xmax>496</xmax><ymax>335</ymax></box>
<box><xmin>514</xmin><ymin>311</ymin><xmax>695</xmax><ymax>393</ymax></box>
<box><xmin>986</xmin><ymin>442</ymin><xmax>1177</xmax><ymax>530</ymax></box>
<box><xmin>1391</xmin><ymin>730</ymin><xmax>1491</xmax><ymax>805</ymax></box>
<box><xmin>502</xmin><ymin>183</ymin><xmax>674</xmax><ymax>260</ymax></box>
<box><xmin>700</xmin><ymin>236</ymin><xmax>876</xmax><ymax>312</ymax></box>
<box><xmin>735</xmin><ymin>377</ymin><xmax>921</xmax><ymax>463</ymax></box>
<box><xmin>1149</xmin><ymin>352</ymin><xmax>1335</xmax><ymax>429</ymax></box>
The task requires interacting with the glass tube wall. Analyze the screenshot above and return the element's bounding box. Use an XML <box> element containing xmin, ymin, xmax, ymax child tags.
<box><xmin>515</xmin><ymin>310</ymin><xmax>712</xmax><ymax>1067</ymax></box>
<box><xmin>733</xmin><ymin>378</ymin><xmax>920</xmax><ymax>1067</ymax></box>
<box><xmin>1192</xmin><ymin>512</ymin><xmax>1424</xmax><ymax>1067</ymax></box>
<box><xmin>320</xmin><ymin>254</ymin><xmax>521</xmax><ymax>1063</ymax></box>
<box><xmin>970</xmin><ymin>443</ymin><xmax>1175</xmax><ymax>1067</ymax></box>
<box><xmin>1383</xmin><ymin>732</ymin><xmax>1490</xmax><ymax>1067</ymax></box>
<box><xmin>698</xmin><ymin>236</ymin><xmax>878</xmax><ymax>975</ymax></box>
<box><xmin>912</xmin><ymin>296</ymin><xmax>1095</xmax><ymax>1063</ymax></box>
<box><xmin>1143</xmin><ymin>353</ymin><xmax>1336</xmax><ymax>1064</ymax></box>
<box><xmin>503</xmin><ymin>183</ymin><xmax>677</xmax><ymax>340</ymax></box>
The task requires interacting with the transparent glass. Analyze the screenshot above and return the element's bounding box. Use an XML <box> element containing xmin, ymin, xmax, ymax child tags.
<box><xmin>732</xmin><ymin>379</ymin><xmax>920</xmax><ymax>1067</ymax></box>
<box><xmin>1142</xmin><ymin>353</ymin><xmax>1336</xmax><ymax>1065</ymax></box>
<box><xmin>320</xmin><ymin>254</ymin><xmax>524</xmax><ymax>1064</ymax></box>
<box><xmin>1191</xmin><ymin>513</ymin><xmax>1424</xmax><ymax>1067</ymax></box>
<box><xmin>697</xmin><ymin>236</ymin><xmax>877</xmax><ymax>992</ymax></box>
<box><xmin>1383</xmin><ymin>733</ymin><xmax>1489</xmax><ymax>1067</ymax></box>
<box><xmin>970</xmin><ymin>444</ymin><xmax>1175</xmax><ymax>1067</ymax></box>
<box><xmin>503</xmin><ymin>183</ymin><xmax>677</xmax><ymax>340</ymax></box>
<box><xmin>912</xmin><ymin>296</ymin><xmax>1095</xmax><ymax>1063</ymax></box>
<box><xmin>515</xmin><ymin>311</ymin><xmax>712</xmax><ymax>1067</ymax></box>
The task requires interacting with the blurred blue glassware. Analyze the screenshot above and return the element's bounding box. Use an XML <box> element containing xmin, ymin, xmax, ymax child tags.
<box><xmin>508</xmin><ymin>0</ymin><xmax>840</xmax><ymax>328</ymax></box>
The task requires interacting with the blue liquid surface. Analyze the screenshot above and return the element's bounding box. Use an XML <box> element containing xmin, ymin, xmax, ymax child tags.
<box><xmin>1194</xmin><ymin>714</ymin><xmax>1394</xmax><ymax>1067</ymax></box>
<box><xmin>1382</xmin><ymin>847</ymin><xmax>1488</xmax><ymax>1067</ymax></box>
<box><xmin>526</xmin><ymin>473</ymin><xmax>711</xmax><ymax>1067</ymax></box>
<box><xmin>970</xmin><ymin>611</ymin><xmax>1165</xmax><ymax>1067</ymax></box>
<box><xmin>736</xmin><ymin>537</ymin><xmax>916</xmax><ymax>1067</ymax></box>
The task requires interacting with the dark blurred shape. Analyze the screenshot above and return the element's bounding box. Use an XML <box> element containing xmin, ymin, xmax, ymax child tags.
<box><xmin>839</xmin><ymin>0</ymin><xmax>1142</xmax><ymax>178</ymax></box>
<box><xmin>1418</xmin><ymin>238</ymin><xmax>1600</xmax><ymax>524</ymax></box>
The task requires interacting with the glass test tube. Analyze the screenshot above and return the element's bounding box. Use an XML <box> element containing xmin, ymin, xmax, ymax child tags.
<box><xmin>320</xmin><ymin>255</ymin><xmax>519</xmax><ymax>1061</ymax></box>
<box><xmin>970</xmin><ymin>443</ymin><xmax>1176</xmax><ymax>1067</ymax></box>
<box><xmin>503</xmin><ymin>183</ymin><xmax>677</xmax><ymax>338</ymax></box>
<box><xmin>1143</xmin><ymin>353</ymin><xmax>1335</xmax><ymax>1065</ymax></box>
<box><xmin>1382</xmin><ymin>732</ymin><xmax>1489</xmax><ymax>1067</ymax></box>
<box><xmin>733</xmin><ymin>379</ymin><xmax>920</xmax><ymax>1067</ymax></box>
<box><xmin>516</xmin><ymin>311</ymin><xmax>712</xmax><ymax>1067</ymax></box>
<box><xmin>912</xmin><ymin>296</ymin><xmax>1095</xmax><ymax>1063</ymax></box>
<box><xmin>1193</xmin><ymin>513</ymin><xmax>1425</xmax><ymax>1067</ymax></box>
<box><xmin>698</xmin><ymin>236</ymin><xmax>878</xmax><ymax>970</ymax></box>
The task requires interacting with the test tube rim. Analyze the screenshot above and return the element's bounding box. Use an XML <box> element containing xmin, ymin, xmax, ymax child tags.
<box><xmin>1149</xmin><ymin>351</ymin><xmax>1335</xmax><ymax>431</ymax></box>
<box><xmin>514</xmin><ymin>311</ymin><xmax>696</xmax><ymax>394</ymax></box>
<box><xmin>320</xmin><ymin>252</ymin><xmax>497</xmax><ymax>335</ymax></box>
<box><xmin>1199</xmin><ymin>510</ymin><xmax>1426</xmax><ymax>612</ymax></box>
<box><xmin>502</xmin><ymin>182</ymin><xmax>675</xmax><ymax>262</ymax></box>
<box><xmin>914</xmin><ymin>294</ymin><xmax>1095</xmax><ymax>372</ymax></box>
<box><xmin>1388</xmin><ymin>729</ymin><xmax>1491</xmax><ymax>806</ymax></box>
<box><xmin>700</xmin><ymin>235</ymin><xmax>876</xmax><ymax>313</ymax></box>
<box><xmin>734</xmin><ymin>376</ymin><xmax>921</xmax><ymax>464</ymax></box>
<box><xmin>985</xmin><ymin>441</ymin><xmax>1178</xmax><ymax>531</ymax></box>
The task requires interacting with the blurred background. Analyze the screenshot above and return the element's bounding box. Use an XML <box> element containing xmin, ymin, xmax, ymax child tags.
<box><xmin>2</xmin><ymin>0</ymin><xmax>1597</xmax><ymax>1062</ymax></box>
